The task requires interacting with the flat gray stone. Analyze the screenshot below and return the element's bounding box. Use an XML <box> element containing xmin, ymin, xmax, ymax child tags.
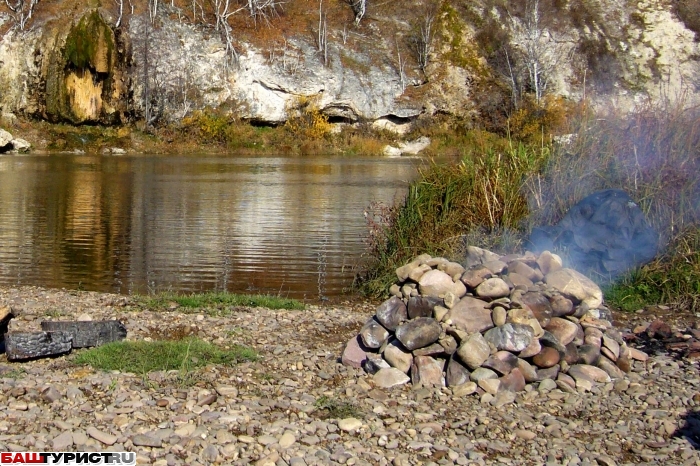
<box><xmin>395</xmin><ymin>317</ymin><xmax>441</xmax><ymax>351</ymax></box>
<box><xmin>52</xmin><ymin>431</ymin><xmax>73</xmax><ymax>450</ymax></box>
<box><xmin>375</xmin><ymin>297</ymin><xmax>407</xmax><ymax>331</ymax></box>
<box><xmin>483</xmin><ymin>323</ymin><xmax>534</xmax><ymax>352</ymax></box>
<box><xmin>373</xmin><ymin>367</ymin><xmax>410</xmax><ymax>388</ymax></box>
<box><xmin>443</xmin><ymin>297</ymin><xmax>493</xmax><ymax>334</ymax></box>
<box><xmin>132</xmin><ymin>434</ymin><xmax>162</xmax><ymax>448</ymax></box>
<box><xmin>86</xmin><ymin>427</ymin><xmax>117</xmax><ymax>446</ymax></box>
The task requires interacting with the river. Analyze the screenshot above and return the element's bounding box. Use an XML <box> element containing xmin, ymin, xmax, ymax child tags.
<box><xmin>0</xmin><ymin>153</ymin><xmax>420</xmax><ymax>300</ymax></box>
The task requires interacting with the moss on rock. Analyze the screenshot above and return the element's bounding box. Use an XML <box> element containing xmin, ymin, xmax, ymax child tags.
<box><xmin>64</xmin><ymin>10</ymin><xmax>114</xmax><ymax>73</ymax></box>
<box><xmin>44</xmin><ymin>9</ymin><xmax>124</xmax><ymax>125</ymax></box>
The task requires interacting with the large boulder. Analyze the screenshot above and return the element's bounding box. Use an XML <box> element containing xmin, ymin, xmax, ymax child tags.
<box><xmin>525</xmin><ymin>189</ymin><xmax>658</xmax><ymax>280</ymax></box>
<box><xmin>0</xmin><ymin>128</ymin><xmax>13</xmax><ymax>148</ymax></box>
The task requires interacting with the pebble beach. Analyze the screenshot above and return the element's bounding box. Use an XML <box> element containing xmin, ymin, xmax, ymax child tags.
<box><xmin>1</xmin><ymin>285</ymin><xmax>700</xmax><ymax>466</ymax></box>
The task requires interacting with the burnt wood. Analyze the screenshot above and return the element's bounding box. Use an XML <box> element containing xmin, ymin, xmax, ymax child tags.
<box><xmin>40</xmin><ymin>320</ymin><xmax>127</xmax><ymax>348</ymax></box>
<box><xmin>5</xmin><ymin>331</ymin><xmax>73</xmax><ymax>360</ymax></box>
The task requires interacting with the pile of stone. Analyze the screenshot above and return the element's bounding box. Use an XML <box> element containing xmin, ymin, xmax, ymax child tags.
<box><xmin>342</xmin><ymin>247</ymin><xmax>648</xmax><ymax>395</ymax></box>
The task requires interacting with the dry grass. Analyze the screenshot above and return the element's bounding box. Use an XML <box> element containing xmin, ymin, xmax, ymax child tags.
<box><xmin>527</xmin><ymin>98</ymin><xmax>700</xmax><ymax>246</ymax></box>
<box><xmin>358</xmin><ymin>96</ymin><xmax>700</xmax><ymax>305</ymax></box>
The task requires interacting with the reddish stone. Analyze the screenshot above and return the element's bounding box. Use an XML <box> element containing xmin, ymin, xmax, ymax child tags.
<box><xmin>532</xmin><ymin>347</ymin><xmax>560</xmax><ymax>368</ymax></box>
<box><xmin>520</xmin><ymin>291</ymin><xmax>553</xmax><ymax>327</ymax></box>
<box><xmin>342</xmin><ymin>336</ymin><xmax>368</xmax><ymax>368</ymax></box>
<box><xmin>482</xmin><ymin>351</ymin><xmax>519</xmax><ymax>375</ymax></box>
<box><xmin>499</xmin><ymin>368</ymin><xmax>526</xmax><ymax>392</ymax></box>
<box><xmin>647</xmin><ymin>319</ymin><xmax>672</xmax><ymax>339</ymax></box>
<box><xmin>616</xmin><ymin>356</ymin><xmax>631</xmax><ymax>373</ymax></box>
<box><xmin>411</xmin><ymin>356</ymin><xmax>445</xmax><ymax>387</ymax></box>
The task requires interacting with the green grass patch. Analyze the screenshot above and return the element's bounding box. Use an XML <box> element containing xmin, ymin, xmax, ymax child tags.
<box><xmin>605</xmin><ymin>227</ymin><xmax>700</xmax><ymax>312</ymax></box>
<box><xmin>74</xmin><ymin>338</ymin><xmax>257</xmax><ymax>374</ymax></box>
<box><xmin>141</xmin><ymin>291</ymin><xmax>305</xmax><ymax>312</ymax></box>
<box><xmin>314</xmin><ymin>395</ymin><xmax>362</xmax><ymax>420</ymax></box>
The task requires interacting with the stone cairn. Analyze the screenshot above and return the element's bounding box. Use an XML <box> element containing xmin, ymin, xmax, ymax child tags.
<box><xmin>342</xmin><ymin>246</ymin><xmax>648</xmax><ymax>395</ymax></box>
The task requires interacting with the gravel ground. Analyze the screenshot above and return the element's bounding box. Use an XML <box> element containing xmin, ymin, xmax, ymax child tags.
<box><xmin>1</xmin><ymin>286</ymin><xmax>700</xmax><ymax>466</ymax></box>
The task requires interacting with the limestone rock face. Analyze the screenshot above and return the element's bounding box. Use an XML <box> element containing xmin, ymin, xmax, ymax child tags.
<box><xmin>0</xmin><ymin>128</ymin><xmax>12</xmax><ymax>147</ymax></box>
<box><xmin>43</xmin><ymin>10</ymin><xmax>128</xmax><ymax>124</ymax></box>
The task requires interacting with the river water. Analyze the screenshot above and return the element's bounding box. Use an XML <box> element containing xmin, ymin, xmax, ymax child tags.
<box><xmin>0</xmin><ymin>154</ymin><xmax>420</xmax><ymax>300</ymax></box>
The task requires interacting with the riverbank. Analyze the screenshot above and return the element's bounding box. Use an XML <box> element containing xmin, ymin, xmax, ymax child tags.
<box><xmin>2</xmin><ymin>113</ymin><xmax>435</xmax><ymax>158</ymax></box>
<box><xmin>1</xmin><ymin>285</ymin><xmax>700</xmax><ymax>465</ymax></box>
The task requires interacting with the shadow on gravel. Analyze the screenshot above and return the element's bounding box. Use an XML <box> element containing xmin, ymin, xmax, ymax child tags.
<box><xmin>676</xmin><ymin>410</ymin><xmax>700</xmax><ymax>448</ymax></box>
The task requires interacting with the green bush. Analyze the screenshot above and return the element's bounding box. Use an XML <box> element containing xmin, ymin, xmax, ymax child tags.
<box><xmin>358</xmin><ymin>139</ymin><xmax>550</xmax><ymax>296</ymax></box>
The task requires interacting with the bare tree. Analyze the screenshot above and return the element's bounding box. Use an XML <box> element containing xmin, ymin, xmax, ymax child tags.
<box><xmin>4</xmin><ymin>0</ymin><xmax>40</xmax><ymax>30</ymax></box>
<box><xmin>507</xmin><ymin>0</ymin><xmax>572</xmax><ymax>104</ymax></box>
<box><xmin>407</xmin><ymin>7</ymin><xmax>436</xmax><ymax>76</ymax></box>
<box><xmin>345</xmin><ymin>0</ymin><xmax>366</xmax><ymax>26</ymax></box>
<box><xmin>148</xmin><ymin>0</ymin><xmax>158</xmax><ymax>25</ymax></box>
<box><xmin>114</xmin><ymin>0</ymin><xmax>123</xmax><ymax>28</ymax></box>
<box><xmin>246</xmin><ymin>0</ymin><xmax>284</xmax><ymax>26</ymax></box>
<box><xmin>395</xmin><ymin>38</ymin><xmax>406</xmax><ymax>93</ymax></box>
<box><xmin>317</xmin><ymin>0</ymin><xmax>328</xmax><ymax>66</ymax></box>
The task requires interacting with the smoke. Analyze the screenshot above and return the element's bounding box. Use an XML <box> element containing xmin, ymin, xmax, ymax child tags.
<box><xmin>523</xmin><ymin>99</ymin><xmax>700</xmax><ymax>281</ymax></box>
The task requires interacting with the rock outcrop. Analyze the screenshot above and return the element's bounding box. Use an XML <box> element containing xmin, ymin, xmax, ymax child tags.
<box><xmin>0</xmin><ymin>127</ymin><xmax>31</xmax><ymax>153</ymax></box>
<box><xmin>44</xmin><ymin>10</ymin><xmax>129</xmax><ymax>124</ymax></box>
<box><xmin>343</xmin><ymin>248</ymin><xmax>648</xmax><ymax>395</ymax></box>
<box><xmin>0</xmin><ymin>9</ymin><xmax>130</xmax><ymax>125</ymax></box>
<box><xmin>1</xmin><ymin>1</ymin><xmax>699</xmax><ymax>127</ymax></box>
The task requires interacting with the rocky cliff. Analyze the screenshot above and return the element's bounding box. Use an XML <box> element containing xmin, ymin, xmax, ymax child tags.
<box><xmin>0</xmin><ymin>0</ymin><xmax>698</xmax><ymax>127</ymax></box>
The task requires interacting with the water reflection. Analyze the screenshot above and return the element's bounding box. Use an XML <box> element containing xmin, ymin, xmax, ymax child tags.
<box><xmin>0</xmin><ymin>154</ymin><xmax>418</xmax><ymax>299</ymax></box>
